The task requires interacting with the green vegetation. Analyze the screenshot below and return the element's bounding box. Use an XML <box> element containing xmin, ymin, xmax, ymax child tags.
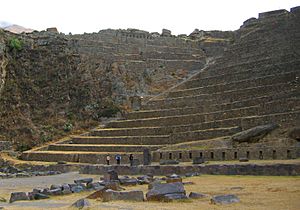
<box><xmin>8</xmin><ymin>38</ymin><xmax>23</xmax><ymax>51</ymax></box>
<box><xmin>63</xmin><ymin>122</ymin><xmax>73</xmax><ymax>132</ymax></box>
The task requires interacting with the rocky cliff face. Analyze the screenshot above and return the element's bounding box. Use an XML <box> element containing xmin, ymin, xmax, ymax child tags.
<box><xmin>0</xmin><ymin>28</ymin><xmax>234</xmax><ymax>150</ymax></box>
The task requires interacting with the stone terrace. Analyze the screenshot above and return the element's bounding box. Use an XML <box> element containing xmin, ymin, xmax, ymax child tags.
<box><xmin>21</xmin><ymin>7</ymin><xmax>300</xmax><ymax>164</ymax></box>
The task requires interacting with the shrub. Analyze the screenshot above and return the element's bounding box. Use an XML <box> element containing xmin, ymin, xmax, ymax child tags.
<box><xmin>9</xmin><ymin>38</ymin><xmax>23</xmax><ymax>51</ymax></box>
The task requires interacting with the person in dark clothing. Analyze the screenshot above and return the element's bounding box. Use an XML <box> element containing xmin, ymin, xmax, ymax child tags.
<box><xmin>116</xmin><ymin>154</ymin><xmax>121</xmax><ymax>165</ymax></box>
<box><xmin>129</xmin><ymin>154</ymin><xmax>134</xmax><ymax>166</ymax></box>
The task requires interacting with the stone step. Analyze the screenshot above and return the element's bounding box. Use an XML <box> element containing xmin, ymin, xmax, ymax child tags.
<box><xmin>69</xmin><ymin>135</ymin><xmax>170</xmax><ymax>145</ymax></box>
<box><xmin>168</xmin><ymin>71</ymin><xmax>298</xmax><ymax>98</ymax></box>
<box><xmin>121</xmin><ymin>110</ymin><xmax>300</xmax><ymax>138</ymax></box>
<box><xmin>109</xmin><ymin>98</ymin><xmax>299</xmax><ymax>128</ymax></box>
<box><xmin>21</xmin><ymin>151</ymin><xmax>143</xmax><ymax>164</ymax></box>
<box><xmin>201</xmin><ymin>54</ymin><xmax>298</xmax><ymax>78</ymax></box>
<box><xmin>47</xmin><ymin>144</ymin><xmax>162</xmax><ymax>152</ymax></box>
<box><xmin>170</xmin><ymin>126</ymin><xmax>241</xmax><ymax>143</ymax></box>
<box><xmin>178</xmin><ymin>59</ymin><xmax>300</xmax><ymax>90</ymax></box>
<box><xmin>70</xmin><ymin>125</ymin><xmax>241</xmax><ymax>145</ymax></box>
<box><xmin>127</xmin><ymin>96</ymin><xmax>299</xmax><ymax>120</ymax></box>
<box><xmin>143</xmin><ymin>82</ymin><xmax>298</xmax><ymax>110</ymax></box>
<box><xmin>93</xmin><ymin>97</ymin><xmax>299</xmax><ymax>137</ymax></box>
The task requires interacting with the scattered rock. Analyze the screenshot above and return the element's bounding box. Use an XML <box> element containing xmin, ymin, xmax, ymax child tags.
<box><xmin>71</xmin><ymin>198</ymin><xmax>91</xmax><ymax>209</ymax></box>
<box><xmin>232</xmin><ymin>124</ymin><xmax>278</xmax><ymax>143</ymax></box>
<box><xmin>86</xmin><ymin>187</ymin><xmax>106</xmax><ymax>199</ymax></box>
<box><xmin>193</xmin><ymin>157</ymin><xmax>205</xmax><ymax>164</ymax></box>
<box><xmin>189</xmin><ymin>192</ymin><xmax>207</xmax><ymax>199</ymax></box>
<box><xmin>185</xmin><ymin>172</ymin><xmax>200</xmax><ymax>177</ymax></box>
<box><xmin>104</xmin><ymin>170</ymin><xmax>118</xmax><ymax>181</ymax></box>
<box><xmin>87</xmin><ymin>182</ymin><xmax>104</xmax><ymax>190</ymax></box>
<box><xmin>74</xmin><ymin>178</ymin><xmax>93</xmax><ymax>185</ymax></box>
<box><xmin>162</xmin><ymin>193</ymin><xmax>188</xmax><ymax>201</ymax></box>
<box><xmin>62</xmin><ymin>184</ymin><xmax>72</xmax><ymax>195</ymax></box>
<box><xmin>9</xmin><ymin>192</ymin><xmax>29</xmax><ymax>203</ymax></box>
<box><xmin>159</xmin><ymin>160</ymin><xmax>179</xmax><ymax>165</ymax></box>
<box><xmin>166</xmin><ymin>174</ymin><xmax>182</xmax><ymax>183</ymax></box>
<box><xmin>119</xmin><ymin>178</ymin><xmax>138</xmax><ymax>186</ymax></box>
<box><xmin>146</xmin><ymin>182</ymin><xmax>186</xmax><ymax>201</ymax></box>
<box><xmin>148</xmin><ymin>180</ymin><xmax>162</xmax><ymax>190</ymax></box>
<box><xmin>49</xmin><ymin>188</ymin><xmax>62</xmax><ymax>196</ymax></box>
<box><xmin>71</xmin><ymin>185</ymin><xmax>84</xmax><ymax>193</ymax></box>
<box><xmin>137</xmin><ymin>175</ymin><xmax>153</xmax><ymax>185</ymax></box>
<box><xmin>50</xmin><ymin>184</ymin><xmax>61</xmax><ymax>190</ymax></box>
<box><xmin>211</xmin><ymin>194</ymin><xmax>240</xmax><ymax>204</ymax></box>
<box><xmin>100</xmin><ymin>181</ymin><xmax>123</xmax><ymax>191</ymax></box>
<box><xmin>33</xmin><ymin>193</ymin><xmax>49</xmax><ymax>200</ymax></box>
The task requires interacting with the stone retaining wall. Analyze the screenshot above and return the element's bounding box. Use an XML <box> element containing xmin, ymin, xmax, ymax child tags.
<box><xmin>153</xmin><ymin>147</ymin><xmax>299</xmax><ymax>162</ymax></box>
<box><xmin>80</xmin><ymin>163</ymin><xmax>300</xmax><ymax>176</ymax></box>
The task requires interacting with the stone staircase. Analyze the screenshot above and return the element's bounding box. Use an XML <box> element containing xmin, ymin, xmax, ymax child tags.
<box><xmin>21</xmin><ymin>7</ymin><xmax>300</xmax><ymax>164</ymax></box>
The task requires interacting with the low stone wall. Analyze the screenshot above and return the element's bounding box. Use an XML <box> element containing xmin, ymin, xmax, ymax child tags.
<box><xmin>80</xmin><ymin>163</ymin><xmax>300</xmax><ymax>176</ymax></box>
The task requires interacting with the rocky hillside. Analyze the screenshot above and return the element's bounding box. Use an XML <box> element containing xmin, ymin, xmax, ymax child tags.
<box><xmin>0</xmin><ymin>27</ymin><xmax>234</xmax><ymax>151</ymax></box>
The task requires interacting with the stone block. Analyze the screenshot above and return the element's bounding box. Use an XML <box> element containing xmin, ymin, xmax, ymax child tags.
<box><xmin>211</xmin><ymin>194</ymin><xmax>240</xmax><ymax>204</ymax></box>
<box><xmin>146</xmin><ymin>182</ymin><xmax>186</xmax><ymax>201</ymax></box>
<box><xmin>9</xmin><ymin>192</ymin><xmax>29</xmax><ymax>203</ymax></box>
<box><xmin>102</xmin><ymin>189</ymin><xmax>144</xmax><ymax>202</ymax></box>
<box><xmin>189</xmin><ymin>192</ymin><xmax>207</xmax><ymax>199</ymax></box>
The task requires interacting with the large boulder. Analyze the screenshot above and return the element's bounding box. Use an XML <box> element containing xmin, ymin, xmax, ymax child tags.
<box><xmin>211</xmin><ymin>194</ymin><xmax>240</xmax><ymax>204</ymax></box>
<box><xmin>232</xmin><ymin>124</ymin><xmax>278</xmax><ymax>143</ymax></box>
<box><xmin>146</xmin><ymin>182</ymin><xmax>187</xmax><ymax>201</ymax></box>
<box><xmin>102</xmin><ymin>189</ymin><xmax>144</xmax><ymax>202</ymax></box>
<box><xmin>9</xmin><ymin>192</ymin><xmax>29</xmax><ymax>203</ymax></box>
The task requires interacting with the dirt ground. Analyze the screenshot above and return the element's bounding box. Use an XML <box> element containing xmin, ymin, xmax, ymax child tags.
<box><xmin>0</xmin><ymin>172</ymin><xmax>300</xmax><ymax>210</ymax></box>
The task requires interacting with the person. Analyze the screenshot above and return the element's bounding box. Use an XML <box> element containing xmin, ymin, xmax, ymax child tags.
<box><xmin>106</xmin><ymin>154</ymin><xmax>110</xmax><ymax>165</ymax></box>
<box><xmin>129</xmin><ymin>154</ymin><xmax>134</xmax><ymax>166</ymax></box>
<box><xmin>116</xmin><ymin>154</ymin><xmax>121</xmax><ymax>165</ymax></box>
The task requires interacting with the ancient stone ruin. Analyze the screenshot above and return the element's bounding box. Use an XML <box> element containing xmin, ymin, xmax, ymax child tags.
<box><xmin>0</xmin><ymin>7</ymin><xmax>299</xmax><ymax>165</ymax></box>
